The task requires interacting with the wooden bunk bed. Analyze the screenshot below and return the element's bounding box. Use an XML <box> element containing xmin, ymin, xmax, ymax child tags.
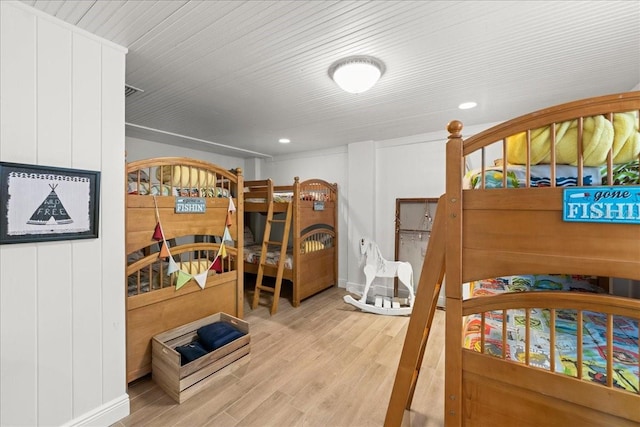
<box><xmin>125</xmin><ymin>157</ymin><xmax>244</xmax><ymax>383</ymax></box>
<box><xmin>386</xmin><ymin>92</ymin><xmax>640</xmax><ymax>426</ymax></box>
<box><xmin>243</xmin><ymin>177</ymin><xmax>338</xmax><ymax>311</ymax></box>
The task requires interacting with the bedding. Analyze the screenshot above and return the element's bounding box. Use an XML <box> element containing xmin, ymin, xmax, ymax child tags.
<box><xmin>245</xmin><ymin>191</ymin><xmax>330</xmax><ymax>203</ymax></box>
<box><xmin>506</xmin><ymin>111</ymin><xmax>640</xmax><ymax>166</ymax></box>
<box><xmin>302</xmin><ymin>240</ymin><xmax>325</xmax><ymax>253</ymax></box>
<box><xmin>465</xmin><ymin>159</ymin><xmax>639</xmax><ymax>189</ymax></box>
<box><xmin>463</xmin><ymin>275</ymin><xmax>639</xmax><ymax>393</ymax></box>
<box><xmin>156</xmin><ymin>164</ymin><xmax>216</xmax><ymax>188</ymax></box>
<box><xmin>127</xmin><ymin>181</ymin><xmax>231</xmax><ymax>197</ymax></box>
<box><xmin>243</xmin><ymin>244</ymin><xmax>294</xmax><ymax>270</ymax></box>
<box><xmin>245</xmin><ymin>193</ymin><xmax>293</xmax><ymax>203</ymax></box>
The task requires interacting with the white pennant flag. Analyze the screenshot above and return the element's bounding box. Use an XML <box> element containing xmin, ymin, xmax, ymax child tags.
<box><xmin>193</xmin><ymin>270</ymin><xmax>208</xmax><ymax>290</ymax></box>
<box><xmin>222</xmin><ymin>226</ymin><xmax>233</xmax><ymax>242</ymax></box>
<box><xmin>228</xmin><ymin>196</ymin><xmax>236</xmax><ymax>212</ymax></box>
<box><xmin>167</xmin><ymin>257</ymin><xmax>180</xmax><ymax>275</ymax></box>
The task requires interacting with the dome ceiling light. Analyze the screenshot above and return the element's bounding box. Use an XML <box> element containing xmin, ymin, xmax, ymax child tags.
<box><xmin>329</xmin><ymin>56</ymin><xmax>385</xmax><ymax>94</ymax></box>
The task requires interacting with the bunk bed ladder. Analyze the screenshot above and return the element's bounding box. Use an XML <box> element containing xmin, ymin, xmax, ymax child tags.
<box><xmin>251</xmin><ymin>201</ymin><xmax>293</xmax><ymax>315</ymax></box>
<box><xmin>384</xmin><ymin>196</ymin><xmax>446</xmax><ymax>426</ymax></box>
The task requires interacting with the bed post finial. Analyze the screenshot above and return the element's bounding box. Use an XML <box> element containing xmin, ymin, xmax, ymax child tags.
<box><xmin>447</xmin><ymin>120</ymin><xmax>463</xmax><ymax>138</ymax></box>
<box><xmin>294</xmin><ymin>176</ymin><xmax>300</xmax><ymax>183</ymax></box>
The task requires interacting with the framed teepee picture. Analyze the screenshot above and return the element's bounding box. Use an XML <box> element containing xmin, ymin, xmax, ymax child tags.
<box><xmin>0</xmin><ymin>162</ymin><xmax>100</xmax><ymax>244</ymax></box>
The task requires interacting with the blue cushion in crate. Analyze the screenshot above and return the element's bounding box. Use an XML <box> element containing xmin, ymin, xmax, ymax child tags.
<box><xmin>175</xmin><ymin>340</ymin><xmax>209</xmax><ymax>365</ymax></box>
<box><xmin>197</xmin><ymin>321</ymin><xmax>246</xmax><ymax>352</ymax></box>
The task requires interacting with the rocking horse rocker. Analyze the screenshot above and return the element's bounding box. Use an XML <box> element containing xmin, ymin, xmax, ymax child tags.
<box><xmin>343</xmin><ymin>238</ymin><xmax>415</xmax><ymax>316</ymax></box>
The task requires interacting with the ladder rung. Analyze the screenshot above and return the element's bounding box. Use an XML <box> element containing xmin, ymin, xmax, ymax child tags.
<box><xmin>265</xmin><ymin>240</ymin><xmax>282</xmax><ymax>245</ymax></box>
<box><xmin>269</xmin><ymin>219</ymin><xmax>286</xmax><ymax>223</ymax></box>
<box><xmin>257</xmin><ymin>285</ymin><xmax>275</xmax><ymax>293</ymax></box>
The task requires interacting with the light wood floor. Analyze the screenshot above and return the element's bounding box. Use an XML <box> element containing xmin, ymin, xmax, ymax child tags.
<box><xmin>113</xmin><ymin>283</ymin><xmax>445</xmax><ymax>427</ymax></box>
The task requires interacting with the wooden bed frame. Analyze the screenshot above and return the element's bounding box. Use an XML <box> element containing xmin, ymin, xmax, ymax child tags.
<box><xmin>125</xmin><ymin>157</ymin><xmax>244</xmax><ymax>383</ymax></box>
<box><xmin>244</xmin><ymin>177</ymin><xmax>338</xmax><ymax>307</ymax></box>
<box><xmin>386</xmin><ymin>92</ymin><xmax>640</xmax><ymax>426</ymax></box>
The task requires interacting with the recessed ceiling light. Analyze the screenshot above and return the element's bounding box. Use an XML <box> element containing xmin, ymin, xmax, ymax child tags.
<box><xmin>458</xmin><ymin>101</ymin><xmax>477</xmax><ymax>110</ymax></box>
<box><xmin>278</xmin><ymin>138</ymin><xmax>291</xmax><ymax>144</ymax></box>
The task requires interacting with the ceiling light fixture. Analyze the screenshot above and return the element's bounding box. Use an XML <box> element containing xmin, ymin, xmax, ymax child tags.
<box><xmin>278</xmin><ymin>138</ymin><xmax>291</xmax><ymax>144</ymax></box>
<box><xmin>458</xmin><ymin>101</ymin><xmax>477</xmax><ymax>110</ymax></box>
<box><xmin>329</xmin><ymin>55</ymin><xmax>385</xmax><ymax>94</ymax></box>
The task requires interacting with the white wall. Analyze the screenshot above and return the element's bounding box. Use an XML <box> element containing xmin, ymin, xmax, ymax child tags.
<box><xmin>262</xmin><ymin>146</ymin><xmax>349</xmax><ymax>286</ymax></box>
<box><xmin>126</xmin><ymin>136</ymin><xmax>247</xmax><ymax>173</ymax></box>
<box><xmin>0</xmin><ymin>2</ymin><xmax>128</xmax><ymax>426</ymax></box>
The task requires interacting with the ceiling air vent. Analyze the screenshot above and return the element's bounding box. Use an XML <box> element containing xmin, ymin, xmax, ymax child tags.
<box><xmin>125</xmin><ymin>84</ymin><xmax>144</xmax><ymax>98</ymax></box>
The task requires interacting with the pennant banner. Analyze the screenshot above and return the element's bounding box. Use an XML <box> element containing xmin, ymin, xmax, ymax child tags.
<box><xmin>218</xmin><ymin>242</ymin><xmax>228</xmax><ymax>259</ymax></box>
<box><xmin>167</xmin><ymin>257</ymin><xmax>180</xmax><ymax>275</ymax></box>
<box><xmin>158</xmin><ymin>240</ymin><xmax>171</xmax><ymax>259</ymax></box>
<box><xmin>175</xmin><ymin>270</ymin><xmax>192</xmax><ymax>291</ymax></box>
<box><xmin>211</xmin><ymin>255</ymin><xmax>222</xmax><ymax>274</ymax></box>
<box><xmin>228</xmin><ymin>196</ymin><xmax>236</xmax><ymax>212</ymax></box>
<box><xmin>193</xmin><ymin>270</ymin><xmax>208</xmax><ymax>289</ymax></box>
<box><xmin>152</xmin><ymin>222</ymin><xmax>163</xmax><ymax>241</ymax></box>
<box><xmin>222</xmin><ymin>227</ymin><xmax>233</xmax><ymax>242</ymax></box>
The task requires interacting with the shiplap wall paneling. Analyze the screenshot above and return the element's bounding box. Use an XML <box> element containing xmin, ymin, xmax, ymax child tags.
<box><xmin>100</xmin><ymin>43</ymin><xmax>127</xmax><ymax>405</ymax></box>
<box><xmin>71</xmin><ymin>34</ymin><xmax>104</xmax><ymax>418</ymax></box>
<box><xmin>0</xmin><ymin>2</ymin><xmax>129</xmax><ymax>425</ymax></box>
<box><xmin>0</xmin><ymin>3</ymin><xmax>39</xmax><ymax>426</ymax></box>
<box><xmin>36</xmin><ymin>16</ymin><xmax>75</xmax><ymax>425</ymax></box>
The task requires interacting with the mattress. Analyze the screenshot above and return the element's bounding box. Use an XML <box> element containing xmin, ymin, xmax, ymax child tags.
<box><xmin>463</xmin><ymin>275</ymin><xmax>639</xmax><ymax>393</ymax></box>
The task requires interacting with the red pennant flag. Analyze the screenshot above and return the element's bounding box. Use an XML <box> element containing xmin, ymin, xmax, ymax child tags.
<box><xmin>152</xmin><ymin>223</ymin><xmax>163</xmax><ymax>241</ymax></box>
<box><xmin>210</xmin><ymin>256</ymin><xmax>222</xmax><ymax>274</ymax></box>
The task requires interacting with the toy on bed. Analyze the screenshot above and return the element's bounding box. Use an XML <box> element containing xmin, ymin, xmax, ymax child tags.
<box><xmin>125</xmin><ymin>157</ymin><xmax>244</xmax><ymax>383</ymax></box>
<box><xmin>506</xmin><ymin>111</ymin><xmax>639</xmax><ymax>166</ymax></box>
<box><xmin>465</xmin><ymin>108</ymin><xmax>640</xmax><ymax>189</ymax></box>
<box><xmin>128</xmin><ymin>163</ymin><xmax>232</xmax><ymax>197</ymax></box>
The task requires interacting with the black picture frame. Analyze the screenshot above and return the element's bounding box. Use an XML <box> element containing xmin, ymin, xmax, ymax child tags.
<box><xmin>0</xmin><ymin>162</ymin><xmax>100</xmax><ymax>244</ymax></box>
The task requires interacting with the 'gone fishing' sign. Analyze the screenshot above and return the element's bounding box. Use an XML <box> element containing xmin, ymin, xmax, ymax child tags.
<box><xmin>563</xmin><ymin>186</ymin><xmax>640</xmax><ymax>224</ymax></box>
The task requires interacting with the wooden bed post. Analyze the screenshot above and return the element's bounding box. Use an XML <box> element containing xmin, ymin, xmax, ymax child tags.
<box><xmin>384</xmin><ymin>195</ymin><xmax>446</xmax><ymax>426</ymax></box>
<box><xmin>444</xmin><ymin>120</ymin><xmax>464</xmax><ymax>426</ymax></box>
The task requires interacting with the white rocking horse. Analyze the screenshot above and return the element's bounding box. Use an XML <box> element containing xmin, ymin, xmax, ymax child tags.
<box><xmin>343</xmin><ymin>237</ymin><xmax>415</xmax><ymax>316</ymax></box>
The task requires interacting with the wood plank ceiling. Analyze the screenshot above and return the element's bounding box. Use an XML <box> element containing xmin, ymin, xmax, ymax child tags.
<box><xmin>21</xmin><ymin>1</ymin><xmax>640</xmax><ymax>157</ymax></box>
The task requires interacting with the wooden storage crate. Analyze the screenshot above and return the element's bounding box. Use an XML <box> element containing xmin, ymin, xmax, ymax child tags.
<box><xmin>151</xmin><ymin>312</ymin><xmax>250</xmax><ymax>403</ymax></box>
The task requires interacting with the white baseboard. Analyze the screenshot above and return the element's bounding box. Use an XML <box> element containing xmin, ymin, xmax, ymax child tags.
<box><xmin>63</xmin><ymin>393</ymin><xmax>130</xmax><ymax>427</ymax></box>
